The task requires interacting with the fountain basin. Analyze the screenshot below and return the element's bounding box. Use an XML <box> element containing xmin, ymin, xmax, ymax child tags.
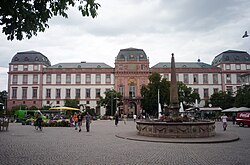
<box><xmin>136</xmin><ymin>120</ymin><xmax>215</xmax><ymax>138</ymax></box>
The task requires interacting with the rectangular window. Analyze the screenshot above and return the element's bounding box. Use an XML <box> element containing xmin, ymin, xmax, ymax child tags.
<box><xmin>226</xmin><ymin>86</ymin><xmax>233</xmax><ymax>93</ymax></box>
<box><xmin>225</xmin><ymin>64</ymin><xmax>230</xmax><ymax>70</ymax></box>
<box><xmin>226</xmin><ymin>74</ymin><xmax>231</xmax><ymax>83</ymax></box>
<box><xmin>203</xmin><ymin>74</ymin><xmax>208</xmax><ymax>83</ymax></box>
<box><xmin>46</xmin><ymin>89</ymin><xmax>51</xmax><ymax>98</ymax></box>
<box><xmin>213</xmin><ymin>88</ymin><xmax>219</xmax><ymax>94</ymax></box>
<box><xmin>46</xmin><ymin>74</ymin><xmax>51</xmax><ymax>83</ymax></box>
<box><xmin>96</xmin><ymin>89</ymin><xmax>101</xmax><ymax>98</ymax></box>
<box><xmin>13</xmin><ymin>65</ymin><xmax>18</xmax><ymax>71</ymax></box>
<box><xmin>193</xmin><ymin>74</ymin><xmax>199</xmax><ymax>83</ymax></box>
<box><xmin>247</xmin><ymin>64</ymin><xmax>250</xmax><ymax>70</ymax></box>
<box><xmin>141</xmin><ymin>64</ymin><xmax>145</xmax><ymax>70</ymax></box>
<box><xmin>86</xmin><ymin>74</ymin><xmax>91</xmax><ymax>84</ymax></box>
<box><xmin>176</xmin><ymin>74</ymin><xmax>179</xmax><ymax>81</ymax></box>
<box><xmin>163</xmin><ymin>74</ymin><xmax>169</xmax><ymax>81</ymax></box>
<box><xmin>118</xmin><ymin>65</ymin><xmax>123</xmax><ymax>70</ymax></box>
<box><xmin>237</xmin><ymin>74</ymin><xmax>242</xmax><ymax>83</ymax></box>
<box><xmin>86</xmin><ymin>88</ymin><xmax>91</xmax><ymax>98</ymax></box>
<box><xmin>23</xmin><ymin>65</ymin><xmax>28</xmax><ymax>71</ymax></box>
<box><xmin>193</xmin><ymin>88</ymin><xmax>199</xmax><ymax>94</ymax></box>
<box><xmin>213</xmin><ymin>74</ymin><xmax>218</xmax><ymax>84</ymax></box>
<box><xmin>184</xmin><ymin>74</ymin><xmax>189</xmax><ymax>84</ymax></box>
<box><xmin>23</xmin><ymin>75</ymin><xmax>28</xmax><ymax>84</ymax></box>
<box><xmin>119</xmin><ymin>86</ymin><xmax>124</xmax><ymax>96</ymax></box>
<box><xmin>56</xmin><ymin>89</ymin><xmax>61</xmax><ymax>98</ymax></box>
<box><xmin>33</xmin><ymin>74</ymin><xmax>38</xmax><ymax>84</ymax></box>
<box><xmin>12</xmin><ymin>88</ymin><xmax>17</xmax><ymax>99</ymax></box>
<box><xmin>204</xmin><ymin>88</ymin><xmax>209</xmax><ymax>98</ymax></box>
<box><xmin>96</xmin><ymin>74</ymin><xmax>101</xmax><ymax>84</ymax></box>
<box><xmin>13</xmin><ymin>75</ymin><xmax>18</xmax><ymax>84</ymax></box>
<box><xmin>32</xmin><ymin>88</ymin><xmax>38</xmax><ymax>98</ymax></box>
<box><xmin>33</xmin><ymin>65</ymin><xmax>39</xmax><ymax>71</ymax></box>
<box><xmin>22</xmin><ymin>88</ymin><xmax>27</xmax><ymax>99</ymax></box>
<box><xmin>66</xmin><ymin>74</ymin><xmax>71</xmax><ymax>83</ymax></box>
<box><xmin>66</xmin><ymin>89</ymin><xmax>71</xmax><ymax>98</ymax></box>
<box><xmin>105</xmin><ymin>74</ymin><xmax>111</xmax><ymax>83</ymax></box>
<box><xmin>56</xmin><ymin>74</ymin><xmax>61</xmax><ymax>83</ymax></box>
<box><xmin>76</xmin><ymin>74</ymin><xmax>81</xmax><ymax>83</ymax></box>
<box><xmin>236</xmin><ymin>64</ymin><xmax>241</xmax><ymax>70</ymax></box>
<box><xmin>76</xmin><ymin>89</ymin><xmax>81</xmax><ymax>99</ymax></box>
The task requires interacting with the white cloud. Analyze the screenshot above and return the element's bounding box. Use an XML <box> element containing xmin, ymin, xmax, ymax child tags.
<box><xmin>0</xmin><ymin>0</ymin><xmax>250</xmax><ymax>91</ymax></box>
<box><xmin>0</xmin><ymin>67</ymin><xmax>8</xmax><ymax>91</ymax></box>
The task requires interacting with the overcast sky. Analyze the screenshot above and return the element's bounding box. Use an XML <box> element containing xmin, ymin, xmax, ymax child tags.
<box><xmin>1</xmin><ymin>0</ymin><xmax>250</xmax><ymax>91</ymax></box>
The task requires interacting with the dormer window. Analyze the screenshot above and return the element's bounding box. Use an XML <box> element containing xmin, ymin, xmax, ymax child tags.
<box><xmin>97</xmin><ymin>65</ymin><xmax>101</xmax><ymax>68</ymax></box>
<box><xmin>182</xmin><ymin>65</ymin><xmax>187</xmax><ymax>68</ymax></box>
<box><xmin>225</xmin><ymin>56</ymin><xmax>229</xmax><ymax>61</ymax></box>
<box><xmin>58</xmin><ymin>65</ymin><xmax>62</xmax><ymax>68</ymax></box>
<box><xmin>35</xmin><ymin>57</ymin><xmax>39</xmax><ymax>61</ymax></box>
<box><xmin>24</xmin><ymin>57</ymin><xmax>29</xmax><ymax>61</ymax></box>
<box><xmin>14</xmin><ymin>57</ymin><xmax>19</xmax><ymax>61</ymax></box>
<box><xmin>235</xmin><ymin>56</ymin><xmax>239</xmax><ymax>61</ymax></box>
<box><xmin>77</xmin><ymin>65</ymin><xmax>81</xmax><ymax>68</ymax></box>
<box><xmin>163</xmin><ymin>65</ymin><xmax>167</xmax><ymax>68</ymax></box>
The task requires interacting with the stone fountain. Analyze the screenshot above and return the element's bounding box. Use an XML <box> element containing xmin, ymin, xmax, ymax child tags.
<box><xmin>136</xmin><ymin>54</ymin><xmax>215</xmax><ymax>138</ymax></box>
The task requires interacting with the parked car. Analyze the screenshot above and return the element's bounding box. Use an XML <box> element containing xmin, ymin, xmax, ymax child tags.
<box><xmin>236</xmin><ymin>112</ymin><xmax>250</xmax><ymax>127</ymax></box>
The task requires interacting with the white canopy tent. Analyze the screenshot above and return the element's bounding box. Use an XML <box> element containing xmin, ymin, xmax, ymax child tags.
<box><xmin>221</xmin><ymin>107</ymin><xmax>250</xmax><ymax>113</ymax></box>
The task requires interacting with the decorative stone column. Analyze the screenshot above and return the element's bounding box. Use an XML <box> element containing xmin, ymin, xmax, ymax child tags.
<box><xmin>169</xmin><ymin>53</ymin><xmax>180</xmax><ymax>118</ymax></box>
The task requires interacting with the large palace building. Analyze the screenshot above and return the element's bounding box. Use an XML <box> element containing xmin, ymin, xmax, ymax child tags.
<box><xmin>7</xmin><ymin>48</ymin><xmax>250</xmax><ymax>115</ymax></box>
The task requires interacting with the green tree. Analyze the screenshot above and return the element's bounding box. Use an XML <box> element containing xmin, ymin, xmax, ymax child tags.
<box><xmin>210</xmin><ymin>91</ymin><xmax>235</xmax><ymax>109</ymax></box>
<box><xmin>140</xmin><ymin>73</ymin><xmax>201</xmax><ymax>116</ymax></box>
<box><xmin>178</xmin><ymin>82</ymin><xmax>200</xmax><ymax>107</ymax></box>
<box><xmin>0</xmin><ymin>0</ymin><xmax>100</xmax><ymax>40</ymax></box>
<box><xmin>64</xmin><ymin>99</ymin><xmax>79</xmax><ymax>108</ymax></box>
<box><xmin>234</xmin><ymin>85</ymin><xmax>250</xmax><ymax>107</ymax></box>
<box><xmin>99</xmin><ymin>89</ymin><xmax>122</xmax><ymax>116</ymax></box>
<box><xmin>140</xmin><ymin>72</ymin><xmax>170</xmax><ymax>116</ymax></box>
<box><xmin>0</xmin><ymin>90</ymin><xmax>7</xmax><ymax>105</ymax></box>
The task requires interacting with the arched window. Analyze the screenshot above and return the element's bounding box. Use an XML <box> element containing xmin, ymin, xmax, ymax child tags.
<box><xmin>129</xmin><ymin>82</ymin><xmax>135</xmax><ymax>98</ymax></box>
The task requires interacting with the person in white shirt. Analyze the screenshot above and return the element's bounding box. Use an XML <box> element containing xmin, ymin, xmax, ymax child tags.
<box><xmin>133</xmin><ymin>114</ymin><xmax>137</xmax><ymax>122</ymax></box>
<box><xmin>221</xmin><ymin>114</ymin><xmax>228</xmax><ymax>131</ymax></box>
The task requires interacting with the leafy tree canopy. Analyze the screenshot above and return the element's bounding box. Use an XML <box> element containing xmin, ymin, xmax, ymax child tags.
<box><xmin>0</xmin><ymin>0</ymin><xmax>100</xmax><ymax>40</ymax></box>
<box><xmin>64</xmin><ymin>99</ymin><xmax>79</xmax><ymax>108</ymax></box>
<box><xmin>141</xmin><ymin>73</ymin><xmax>201</xmax><ymax>116</ymax></box>
<box><xmin>99</xmin><ymin>89</ymin><xmax>122</xmax><ymax>116</ymax></box>
<box><xmin>234</xmin><ymin>85</ymin><xmax>250</xmax><ymax>107</ymax></box>
<box><xmin>210</xmin><ymin>91</ymin><xmax>234</xmax><ymax>109</ymax></box>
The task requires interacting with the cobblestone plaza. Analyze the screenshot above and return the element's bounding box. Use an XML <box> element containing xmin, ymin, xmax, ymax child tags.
<box><xmin>0</xmin><ymin>121</ymin><xmax>250</xmax><ymax>165</ymax></box>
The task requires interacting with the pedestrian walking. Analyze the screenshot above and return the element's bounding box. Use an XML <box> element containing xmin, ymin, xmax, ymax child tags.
<box><xmin>85</xmin><ymin>112</ymin><xmax>91</xmax><ymax>132</ymax></box>
<box><xmin>115</xmin><ymin>112</ymin><xmax>119</xmax><ymax>126</ymax></box>
<box><xmin>133</xmin><ymin>114</ymin><xmax>137</xmax><ymax>122</ymax></box>
<box><xmin>123</xmin><ymin>114</ymin><xmax>127</xmax><ymax>125</ymax></box>
<box><xmin>221</xmin><ymin>113</ymin><xmax>228</xmax><ymax>131</ymax></box>
<box><xmin>69</xmin><ymin>115</ymin><xmax>73</xmax><ymax>127</ymax></box>
<box><xmin>73</xmin><ymin>112</ymin><xmax>78</xmax><ymax>130</ymax></box>
<box><xmin>77</xmin><ymin>112</ymin><xmax>84</xmax><ymax>132</ymax></box>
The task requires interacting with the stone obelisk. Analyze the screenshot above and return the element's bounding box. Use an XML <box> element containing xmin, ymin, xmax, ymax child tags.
<box><xmin>169</xmin><ymin>53</ymin><xmax>179</xmax><ymax>118</ymax></box>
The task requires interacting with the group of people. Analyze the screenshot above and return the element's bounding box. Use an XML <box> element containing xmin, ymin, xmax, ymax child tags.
<box><xmin>114</xmin><ymin>113</ymin><xmax>137</xmax><ymax>126</ymax></box>
<box><xmin>71</xmin><ymin>112</ymin><xmax>91</xmax><ymax>132</ymax></box>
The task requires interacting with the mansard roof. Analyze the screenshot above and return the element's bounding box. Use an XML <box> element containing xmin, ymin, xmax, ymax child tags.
<box><xmin>211</xmin><ymin>50</ymin><xmax>250</xmax><ymax>66</ymax></box>
<box><xmin>116</xmin><ymin>48</ymin><xmax>148</xmax><ymax>61</ymax></box>
<box><xmin>10</xmin><ymin>51</ymin><xmax>51</xmax><ymax>66</ymax></box>
<box><xmin>152</xmin><ymin>62</ymin><xmax>218</xmax><ymax>69</ymax></box>
<box><xmin>49</xmin><ymin>62</ymin><xmax>112</xmax><ymax>69</ymax></box>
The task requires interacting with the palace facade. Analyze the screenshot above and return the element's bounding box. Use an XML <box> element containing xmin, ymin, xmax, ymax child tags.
<box><xmin>7</xmin><ymin>48</ymin><xmax>250</xmax><ymax>115</ymax></box>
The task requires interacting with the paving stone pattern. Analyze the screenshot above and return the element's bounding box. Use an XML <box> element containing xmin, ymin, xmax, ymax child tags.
<box><xmin>0</xmin><ymin>120</ymin><xmax>249</xmax><ymax>165</ymax></box>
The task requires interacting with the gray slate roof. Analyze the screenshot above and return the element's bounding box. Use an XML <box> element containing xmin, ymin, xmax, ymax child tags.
<box><xmin>152</xmin><ymin>62</ymin><xmax>218</xmax><ymax>69</ymax></box>
<box><xmin>49</xmin><ymin>62</ymin><xmax>113</xmax><ymax>69</ymax></box>
<box><xmin>116</xmin><ymin>48</ymin><xmax>148</xmax><ymax>61</ymax></box>
<box><xmin>10</xmin><ymin>51</ymin><xmax>51</xmax><ymax>66</ymax></box>
<box><xmin>211</xmin><ymin>50</ymin><xmax>250</xmax><ymax>66</ymax></box>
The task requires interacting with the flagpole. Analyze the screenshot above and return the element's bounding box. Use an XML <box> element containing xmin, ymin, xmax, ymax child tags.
<box><xmin>158</xmin><ymin>89</ymin><xmax>161</xmax><ymax>119</ymax></box>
